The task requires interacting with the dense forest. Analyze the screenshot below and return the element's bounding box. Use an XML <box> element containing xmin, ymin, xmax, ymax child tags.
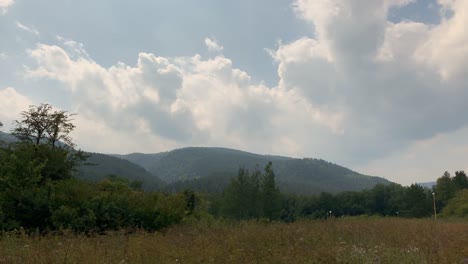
<box><xmin>0</xmin><ymin>104</ymin><xmax>467</xmax><ymax>234</ymax></box>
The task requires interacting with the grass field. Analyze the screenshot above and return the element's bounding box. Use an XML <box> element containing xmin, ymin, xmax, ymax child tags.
<box><xmin>0</xmin><ymin>218</ymin><xmax>467</xmax><ymax>263</ymax></box>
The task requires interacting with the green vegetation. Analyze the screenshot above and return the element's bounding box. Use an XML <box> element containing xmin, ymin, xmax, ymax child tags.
<box><xmin>219</xmin><ymin>163</ymin><xmax>281</xmax><ymax>221</ymax></box>
<box><xmin>0</xmin><ymin>104</ymin><xmax>187</xmax><ymax>233</ymax></box>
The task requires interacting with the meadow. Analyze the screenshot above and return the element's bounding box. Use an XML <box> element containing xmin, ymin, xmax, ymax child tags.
<box><xmin>0</xmin><ymin>218</ymin><xmax>467</xmax><ymax>264</ymax></box>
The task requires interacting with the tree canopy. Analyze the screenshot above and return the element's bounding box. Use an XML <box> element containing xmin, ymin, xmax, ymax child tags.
<box><xmin>12</xmin><ymin>103</ymin><xmax>76</xmax><ymax>148</ymax></box>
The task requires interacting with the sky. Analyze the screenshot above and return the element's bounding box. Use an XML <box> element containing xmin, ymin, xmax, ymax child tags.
<box><xmin>1</xmin><ymin>0</ymin><xmax>467</xmax><ymax>185</ymax></box>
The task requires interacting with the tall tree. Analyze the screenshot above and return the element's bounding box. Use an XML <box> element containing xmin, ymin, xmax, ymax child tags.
<box><xmin>403</xmin><ymin>184</ymin><xmax>431</xmax><ymax>218</ymax></box>
<box><xmin>260</xmin><ymin>162</ymin><xmax>282</xmax><ymax>221</ymax></box>
<box><xmin>435</xmin><ymin>171</ymin><xmax>456</xmax><ymax>206</ymax></box>
<box><xmin>453</xmin><ymin>171</ymin><xmax>468</xmax><ymax>190</ymax></box>
<box><xmin>12</xmin><ymin>104</ymin><xmax>52</xmax><ymax>146</ymax></box>
<box><xmin>10</xmin><ymin>103</ymin><xmax>85</xmax><ymax>182</ymax></box>
<box><xmin>12</xmin><ymin>103</ymin><xmax>76</xmax><ymax>148</ymax></box>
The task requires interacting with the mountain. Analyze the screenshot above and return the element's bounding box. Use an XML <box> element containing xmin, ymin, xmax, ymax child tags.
<box><xmin>76</xmin><ymin>153</ymin><xmax>164</xmax><ymax>191</ymax></box>
<box><xmin>417</xmin><ymin>182</ymin><xmax>436</xmax><ymax>189</ymax></box>
<box><xmin>0</xmin><ymin>131</ymin><xmax>16</xmax><ymax>144</ymax></box>
<box><xmin>117</xmin><ymin>147</ymin><xmax>390</xmax><ymax>195</ymax></box>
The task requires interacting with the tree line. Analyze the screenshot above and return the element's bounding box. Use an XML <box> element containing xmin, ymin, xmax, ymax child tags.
<box><xmin>212</xmin><ymin>167</ymin><xmax>468</xmax><ymax>221</ymax></box>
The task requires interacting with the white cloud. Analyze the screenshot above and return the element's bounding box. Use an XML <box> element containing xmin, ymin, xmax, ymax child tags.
<box><xmin>264</xmin><ymin>0</ymin><xmax>468</xmax><ymax>164</ymax></box>
<box><xmin>0</xmin><ymin>52</ymin><xmax>6</xmax><ymax>60</ymax></box>
<box><xmin>25</xmin><ymin>39</ymin><xmax>342</xmax><ymax>157</ymax></box>
<box><xmin>0</xmin><ymin>0</ymin><xmax>13</xmax><ymax>14</ymax></box>
<box><xmin>204</xmin><ymin>38</ymin><xmax>224</xmax><ymax>52</ymax></box>
<box><xmin>0</xmin><ymin>87</ymin><xmax>33</xmax><ymax>130</ymax></box>
<box><xmin>16</xmin><ymin>21</ymin><xmax>40</xmax><ymax>36</ymax></box>
<box><xmin>414</xmin><ymin>0</ymin><xmax>468</xmax><ymax>79</ymax></box>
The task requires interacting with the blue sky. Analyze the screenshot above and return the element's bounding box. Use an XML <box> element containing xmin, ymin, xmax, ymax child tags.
<box><xmin>1</xmin><ymin>0</ymin><xmax>468</xmax><ymax>184</ymax></box>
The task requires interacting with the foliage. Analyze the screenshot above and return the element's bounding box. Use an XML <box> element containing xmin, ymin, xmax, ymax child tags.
<box><xmin>221</xmin><ymin>162</ymin><xmax>282</xmax><ymax>221</ymax></box>
<box><xmin>11</xmin><ymin>103</ymin><xmax>75</xmax><ymax>148</ymax></box>
<box><xmin>0</xmin><ymin>104</ymin><xmax>185</xmax><ymax>233</ymax></box>
<box><xmin>9</xmin><ymin>104</ymin><xmax>86</xmax><ymax>182</ymax></box>
<box><xmin>441</xmin><ymin>189</ymin><xmax>468</xmax><ymax>218</ymax></box>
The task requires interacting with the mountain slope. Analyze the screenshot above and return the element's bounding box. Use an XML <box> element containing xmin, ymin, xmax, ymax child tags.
<box><xmin>0</xmin><ymin>131</ymin><xmax>16</xmax><ymax>144</ymax></box>
<box><xmin>118</xmin><ymin>147</ymin><xmax>390</xmax><ymax>194</ymax></box>
<box><xmin>77</xmin><ymin>153</ymin><xmax>164</xmax><ymax>191</ymax></box>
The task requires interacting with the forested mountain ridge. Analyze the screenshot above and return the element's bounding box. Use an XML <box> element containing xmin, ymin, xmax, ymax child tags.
<box><xmin>76</xmin><ymin>153</ymin><xmax>165</xmax><ymax>191</ymax></box>
<box><xmin>117</xmin><ymin>147</ymin><xmax>391</xmax><ymax>194</ymax></box>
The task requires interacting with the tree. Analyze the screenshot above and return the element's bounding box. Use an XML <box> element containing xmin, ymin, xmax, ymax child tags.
<box><xmin>221</xmin><ymin>163</ymin><xmax>283</xmax><ymax>221</ymax></box>
<box><xmin>12</xmin><ymin>104</ymin><xmax>52</xmax><ymax>146</ymax></box>
<box><xmin>441</xmin><ymin>189</ymin><xmax>468</xmax><ymax>218</ymax></box>
<box><xmin>12</xmin><ymin>103</ymin><xmax>76</xmax><ymax>148</ymax></box>
<box><xmin>453</xmin><ymin>171</ymin><xmax>468</xmax><ymax>190</ymax></box>
<box><xmin>402</xmin><ymin>184</ymin><xmax>431</xmax><ymax>218</ymax></box>
<box><xmin>260</xmin><ymin>162</ymin><xmax>282</xmax><ymax>221</ymax></box>
<box><xmin>435</xmin><ymin>171</ymin><xmax>456</xmax><ymax>206</ymax></box>
<box><xmin>222</xmin><ymin>167</ymin><xmax>260</xmax><ymax>219</ymax></box>
<box><xmin>10</xmin><ymin>103</ymin><xmax>85</xmax><ymax>182</ymax></box>
<box><xmin>46</xmin><ymin>109</ymin><xmax>76</xmax><ymax>148</ymax></box>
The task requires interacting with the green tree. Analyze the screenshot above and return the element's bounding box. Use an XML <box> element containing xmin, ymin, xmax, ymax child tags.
<box><xmin>12</xmin><ymin>103</ymin><xmax>76</xmax><ymax>148</ymax></box>
<box><xmin>402</xmin><ymin>184</ymin><xmax>431</xmax><ymax>218</ymax></box>
<box><xmin>260</xmin><ymin>162</ymin><xmax>281</xmax><ymax>221</ymax></box>
<box><xmin>222</xmin><ymin>167</ymin><xmax>260</xmax><ymax>219</ymax></box>
<box><xmin>435</xmin><ymin>171</ymin><xmax>456</xmax><ymax>206</ymax></box>
<box><xmin>453</xmin><ymin>171</ymin><xmax>468</xmax><ymax>190</ymax></box>
<box><xmin>441</xmin><ymin>189</ymin><xmax>468</xmax><ymax>218</ymax></box>
<box><xmin>12</xmin><ymin>104</ymin><xmax>53</xmax><ymax>146</ymax></box>
<box><xmin>11</xmin><ymin>103</ymin><xmax>85</xmax><ymax>182</ymax></box>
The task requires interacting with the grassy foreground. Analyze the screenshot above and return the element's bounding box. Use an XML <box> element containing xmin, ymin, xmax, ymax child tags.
<box><xmin>0</xmin><ymin>218</ymin><xmax>467</xmax><ymax>264</ymax></box>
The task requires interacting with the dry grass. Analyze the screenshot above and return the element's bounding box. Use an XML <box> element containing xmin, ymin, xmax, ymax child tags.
<box><xmin>0</xmin><ymin>218</ymin><xmax>467</xmax><ymax>263</ymax></box>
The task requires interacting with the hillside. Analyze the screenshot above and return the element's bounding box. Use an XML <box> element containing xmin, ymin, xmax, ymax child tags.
<box><xmin>76</xmin><ymin>153</ymin><xmax>164</xmax><ymax>191</ymax></box>
<box><xmin>118</xmin><ymin>147</ymin><xmax>390</xmax><ymax>194</ymax></box>
<box><xmin>417</xmin><ymin>182</ymin><xmax>436</xmax><ymax>189</ymax></box>
<box><xmin>0</xmin><ymin>131</ymin><xmax>16</xmax><ymax>144</ymax></box>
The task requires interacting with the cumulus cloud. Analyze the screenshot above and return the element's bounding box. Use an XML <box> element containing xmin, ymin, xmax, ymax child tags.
<box><xmin>266</xmin><ymin>0</ymin><xmax>468</xmax><ymax>164</ymax></box>
<box><xmin>204</xmin><ymin>38</ymin><xmax>224</xmax><ymax>52</ymax></box>
<box><xmin>0</xmin><ymin>87</ymin><xmax>33</xmax><ymax>129</ymax></box>
<box><xmin>0</xmin><ymin>0</ymin><xmax>13</xmax><ymax>14</ymax></box>
<box><xmin>24</xmin><ymin>38</ymin><xmax>343</xmax><ymax>156</ymax></box>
